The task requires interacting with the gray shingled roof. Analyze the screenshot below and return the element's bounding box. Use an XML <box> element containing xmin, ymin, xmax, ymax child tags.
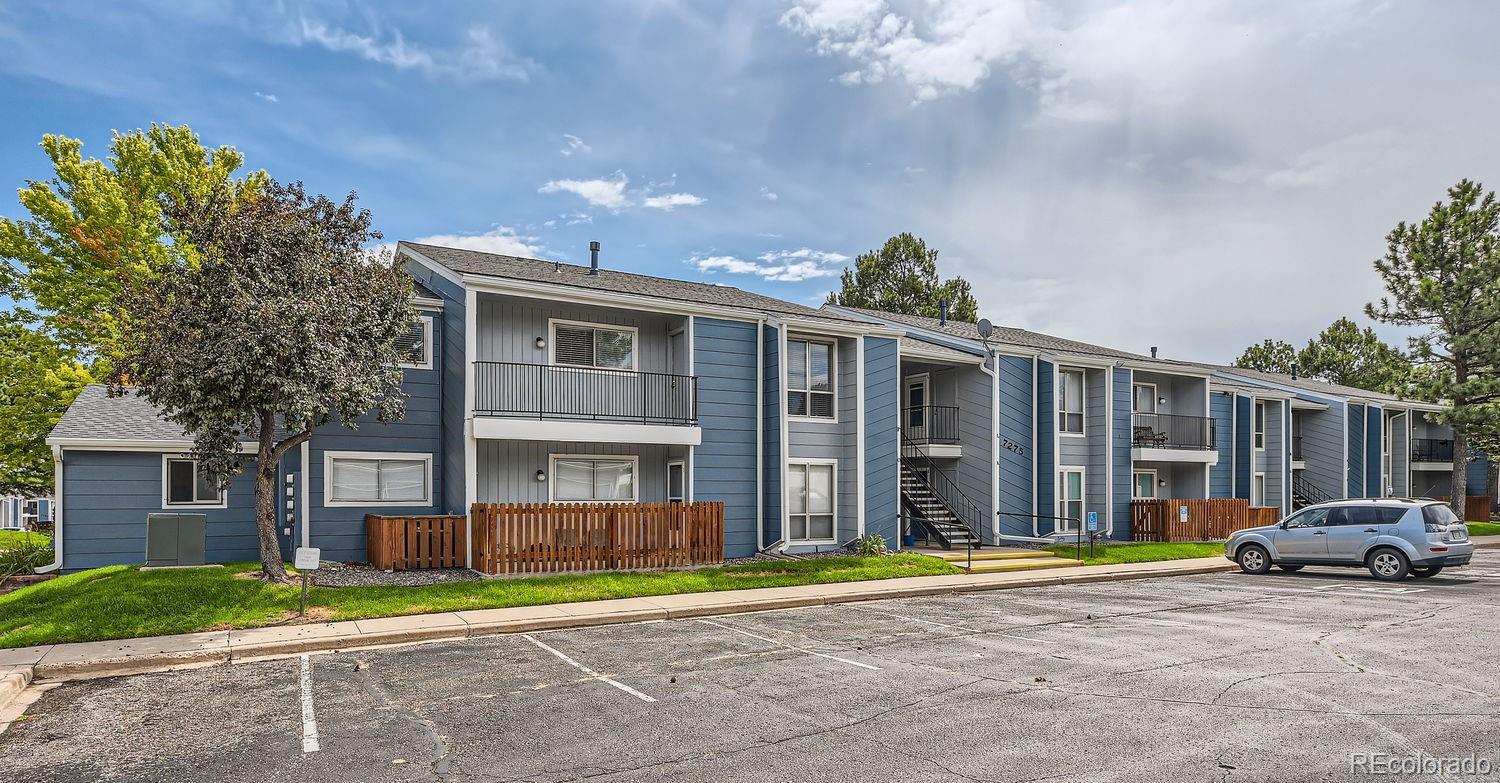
<box><xmin>828</xmin><ymin>305</ymin><xmax>1153</xmax><ymax>362</ymax></box>
<box><xmin>400</xmin><ymin>242</ymin><xmax>872</xmax><ymax>326</ymax></box>
<box><xmin>898</xmin><ymin>336</ymin><xmax>981</xmax><ymax>361</ymax></box>
<box><xmin>1206</xmin><ymin>365</ymin><xmax>1418</xmax><ymax>406</ymax></box>
<box><xmin>49</xmin><ymin>385</ymin><xmax>192</xmax><ymax>443</ymax></box>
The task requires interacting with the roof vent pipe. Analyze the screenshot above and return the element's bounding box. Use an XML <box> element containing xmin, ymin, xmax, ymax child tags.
<box><xmin>588</xmin><ymin>241</ymin><xmax>601</xmax><ymax>275</ymax></box>
<box><xmin>1150</xmin><ymin>346</ymin><xmax>1158</xmax><ymax>359</ymax></box>
<box><xmin>1291</xmin><ymin>361</ymin><xmax>1298</xmax><ymax>380</ymax></box>
<box><xmin>938</xmin><ymin>299</ymin><xmax>950</xmax><ymax>326</ymax></box>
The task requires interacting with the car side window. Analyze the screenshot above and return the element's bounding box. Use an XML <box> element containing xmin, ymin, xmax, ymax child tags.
<box><xmin>1285</xmin><ymin>509</ymin><xmax>1329</xmax><ymax>528</ymax></box>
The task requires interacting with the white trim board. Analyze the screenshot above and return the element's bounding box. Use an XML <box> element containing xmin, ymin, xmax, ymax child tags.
<box><xmin>472</xmin><ymin>417</ymin><xmax>702</xmax><ymax>446</ymax></box>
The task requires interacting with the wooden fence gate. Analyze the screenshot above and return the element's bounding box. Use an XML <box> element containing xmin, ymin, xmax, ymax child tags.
<box><xmin>470</xmin><ymin>501</ymin><xmax>725</xmax><ymax>575</ymax></box>
<box><xmin>365</xmin><ymin>514</ymin><xmax>468</xmax><ymax>570</ymax></box>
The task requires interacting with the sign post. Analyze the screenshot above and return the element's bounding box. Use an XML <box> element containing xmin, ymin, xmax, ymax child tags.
<box><xmin>294</xmin><ymin>547</ymin><xmax>321</xmax><ymax>616</ymax></box>
<box><xmin>1086</xmin><ymin>511</ymin><xmax>1099</xmax><ymax>558</ymax></box>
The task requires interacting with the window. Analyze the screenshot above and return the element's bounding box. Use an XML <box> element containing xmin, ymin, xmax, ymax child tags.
<box><xmin>1059</xmin><ymin>369</ymin><xmax>1085</xmax><ymax>434</ymax></box>
<box><xmin>551</xmin><ymin>320</ymin><xmax>637</xmax><ymax>370</ymax></box>
<box><xmin>1252</xmin><ymin>473</ymin><xmax>1266</xmax><ymax>506</ymax></box>
<box><xmin>788</xmin><ymin>461</ymin><xmax>835</xmax><ymax>541</ymax></box>
<box><xmin>1058</xmin><ymin>468</ymin><xmax>1084</xmax><ymax>529</ymax></box>
<box><xmin>1328</xmin><ymin>506</ymin><xmax>1408</xmax><ymax>526</ymax></box>
<box><xmin>1283</xmin><ymin>508</ymin><xmax>1330</xmax><ymax>529</ymax></box>
<box><xmin>667</xmin><ymin>460</ymin><xmax>686</xmax><ymax>503</ymax></box>
<box><xmin>1133</xmin><ymin>470</ymin><xmax>1157</xmax><ymax>499</ymax></box>
<box><xmin>396</xmin><ymin>315</ymin><xmax>434</xmax><ymax>370</ymax></box>
<box><xmin>905</xmin><ymin>375</ymin><xmax>928</xmax><ymax>429</ymax></box>
<box><xmin>1422</xmin><ymin>504</ymin><xmax>1460</xmax><ymax>526</ymax></box>
<box><xmin>325</xmin><ymin>452</ymin><xmax>432</xmax><ymax>506</ymax></box>
<box><xmin>1254</xmin><ymin>401</ymin><xmax>1266</xmax><ymax>450</ymax></box>
<box><xmin>163</xmin><ymin>457</ymin><xmax>226</xmax><ymax>507</ymax></box>
<box><xmin>1133</xmin><ymin>383</ymin><xmax>1157</xmax><ymax>414</ymax></box>
<box><xmin>550</xmin><ymin>455</ymin><xmax>638</xmax><ymax>502</ymax></box>
<box><xmin>788</xmin><ymin>338</ymin><xmax>835</xmax><ymax>419</ymax></box>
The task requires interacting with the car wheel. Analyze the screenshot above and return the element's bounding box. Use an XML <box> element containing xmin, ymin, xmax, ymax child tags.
<box><xmin>1367</xmin><ymin>548</ymin><xmax>1410</xmax><ymax>581</ymax></box>
<box><xmin>1409</xmin><ymin>565</ymin><xmax>1443</xmax><ymax>578</ymax></box>
<box><xmin>1277</xmin><ymin>564</ymin><xmax>1304</xmax><ymax>572</ymax></box>
<box><xmin>1237</xmin><ymin>544</ymin><xmax>1271</xmax><ymax>575</ymax></box>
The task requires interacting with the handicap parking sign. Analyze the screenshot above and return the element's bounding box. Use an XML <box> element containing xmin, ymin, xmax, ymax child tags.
<box><xmin>1086</xmin><ymin>511</ymin><xmax>1098</xmax><ymax>531</ymax></box>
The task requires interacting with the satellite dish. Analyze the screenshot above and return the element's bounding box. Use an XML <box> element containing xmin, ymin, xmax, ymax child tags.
<box><xmin>977</xmin><ymin>318</ymin><xmax>994</xmax><ymax>338</ymax></box>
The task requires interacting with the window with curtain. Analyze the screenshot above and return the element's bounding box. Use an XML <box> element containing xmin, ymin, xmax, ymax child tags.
<box><xmin>165</xmin><ymin>458</ymin><xmax>225</xmax><ymax>506</ymax></box>
<box><xmin>788</xmin><ymin>462</ymin><xmax>835</xmax><ymax>540</ymax></box>
<box><xmin>329</xmin><ymin>456</ymin><xmax>430</xmax><ymax>504</ymax></box>
<box><xmin>551</xmin><ymin>457</ymin><xmax>637</xmax><ymax>502</ymax></box>
<box><xmin>552</xmin><ymin>322</ymin><xmax>637</xmax><ymax>370</ymax></box>
<box><xmin>1059</xmin><ymin>369</ymin><xmax>1085</xmax><ymax>433</ymax></box>
<box><xmin>1133</xmin><ymin>383</ymin><xmax>1156</xmax><ymax>413</ymax></box>
<box><xmin>1133</xmin><ymin>471</ymin><xmax>1156</xmax><ymax>499</ymax></box>
<box><xmin>787</xmin><ymin>338</ymin><xmax>835</xmax><ymax>418</ymax></box>
<box><xmin>1058</xmin><ymin>469</ymin><xmax>1084</xmax><ymax>529</ymax></box>
<box><xmin>395</xmin><ymin>317</ymin><xmax>432</xmax><ymax>368</ymax></box>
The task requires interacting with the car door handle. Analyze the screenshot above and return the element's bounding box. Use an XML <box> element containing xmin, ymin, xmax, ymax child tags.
<box><xmin>1363</xmin><ymin>528</ymin><xmax>1378</xmax><ymax>533</ymax></box>
<box><xmin>1313</xmin><ymin>530</ymin><xmax>1326</xmax><ymax>535</ymax></box>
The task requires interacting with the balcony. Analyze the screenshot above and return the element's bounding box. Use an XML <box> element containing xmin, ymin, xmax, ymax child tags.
<box><xmin>1411</xmin><ymin>438</ymin><xmax>1454</xmax><ymax>466</ymax></box>
<box><xmin>902</xmin><ymin>405</ymin><xmax>961</xmax><ymax>458</ymax></box>
<box><xmin>473</xmin><ymin>361</ymin><xmax>700</xmax><ymax>445</ymax></box>
<box><xmin>1131</xmin><ymin>412</ymin><xmax>1218</xmax><ymax>464</ymax></box>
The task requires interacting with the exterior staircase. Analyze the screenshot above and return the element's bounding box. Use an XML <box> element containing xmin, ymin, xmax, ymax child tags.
<box><xmin>922</xmin><ymin>548</ymin><xmax>1084</xmax><ymax>573</ymax></box>
<box><xmin>1291</xmin><ymin>472</ymin><xmax>1335</xmax><ymax>510</ymax></box>
<box><xmin>901</xmin><ymin>463</ymin><xmax>979</xmax><ymax>549</ymax></box>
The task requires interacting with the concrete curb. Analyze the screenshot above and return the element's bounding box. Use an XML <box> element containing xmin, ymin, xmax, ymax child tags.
<box><xmin>0</xmin><ymin>666</ymin><xmax>33</xmax><ymax>711</ymax></box>
<box><xmin>11</xmin><ymin>558</ymin><xmax>1240</xmax><ymax>684</ymax></box>
<box><xmin>1471</xmin><ymin>535</ymin><xmax>1500</xmax><ymax>550</ymax></box>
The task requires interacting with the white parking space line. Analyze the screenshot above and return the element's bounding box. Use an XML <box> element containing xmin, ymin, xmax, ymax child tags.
<box><xmin>299</xmin><ymin>655</ymin><xmax>320</xmax><ymax>754</ymax></box>
<box><xmin>1312</xmin><ymin>583</ymin><xmax>1428</xmax><ymax>595</ymax></box>
<box><xmin>695</xmin><ymin>619</ymin><xmax>882</xmax><ymax>670</ymax></box>
<box><xmin>521</xmin><ymin>634</ymin><xmax>657</xmax><ymax>703</ymax></box>
<box><xmin>845</xmin><ymin>605</ymin><xmax>1055</xmax><ymax>644</ymax></box>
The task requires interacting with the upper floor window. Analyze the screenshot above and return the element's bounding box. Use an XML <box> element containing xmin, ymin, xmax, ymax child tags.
<box><xmin>163</xmin><ymin>457</ymin><xmax>227</xmax><ymax>508</ymax></box>
<box><xmin>397</xmin><ymin>315</ymin><xmax>434</xmax><ymax>370</ymax></box>
<box><xmin>788</xmin><ymin>338</ymin><xmax>835</xmax><ymax>419</ymax></box>
<box><xmin>1132</xmin><ymin>383</ymin><xmax>1157</xmax><ymax>414</ymax></box>
<box><xmin>1059</xmin><ymin>369</ymin><xmax>1085</xmax><ymax>434</ymax></box>
<box><xmin>552</xmin><ymin>320</ymin><xmax>637</xmax><ymax>370</ymax></box>
<box><xmin>1254</xmin><ymin>401</ymin><xmax>1266</xmax><ymax>450</ymax></box>
<box><xmin>325</xmin><ymin>452</ymin><xmax>432</xmax><ymax>507</ymax></box>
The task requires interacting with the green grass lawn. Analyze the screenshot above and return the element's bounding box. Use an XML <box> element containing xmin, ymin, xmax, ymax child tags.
<box><xmin>1466</xmin><ymin>521</ymin><xmax>1500</xmax><ymax>537</ymax></box>
<box><xmin>0</xmin><ymin>554</ymin><xmax>960</xmax><ymax>649</ymax></box>
<box><xmin>0</xmin><ymin>530</ymin><xmax>50</xmax><ymax>549</ymax></box>
<box><xmin>1048</xmin><ymin>541</ymin><xmax>1225</xmax><ymax>566</ymax></box>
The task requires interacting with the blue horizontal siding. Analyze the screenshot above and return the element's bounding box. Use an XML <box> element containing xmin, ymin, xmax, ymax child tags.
<box><xmin>693</xmin><ymin>317</ymin><xmax>760</xmax><ymax>557</ymax></box>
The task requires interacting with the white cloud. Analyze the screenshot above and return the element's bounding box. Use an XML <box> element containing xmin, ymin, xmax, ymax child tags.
<box><xmin>408</xmin><ymin>226</ymin><xmax>544</xmax><ymax>258</ymax></box>
<box><xmin>760</xmin><ymin>186</ymin><xmax>779</xmax><ymax>201</ymax></box>
<box><xmin>538</xmin><ymin>171</ymin><xmax>631</xmax><ymax>210</ymax></box>
<box><xmin>254</xmin><ymin>91</ymin><xmax>279</xmax><ymax>103</ymax></box>
<box><xmin>293</xmin><ymin>18</ymin><xmax>535</xmax><ymax>82</ymax></box>
<box><xmin>642</xmin><ymin>192</ymin><xmax>706</xmax><ymax>210</ymax></box>
<box><xmin>693</xmin><ymin>247</ymin><xmax>849</xmax><ymax>282</ymax></box>
<box><xmin>560</xmin><ymin>133</ymin><xmax>591</xmax><ymax>156</ymax></box>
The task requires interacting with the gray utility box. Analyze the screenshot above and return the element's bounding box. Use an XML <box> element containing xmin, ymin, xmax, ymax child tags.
<box><xmin>146</xmin><ymin>513</ymin><xmax>207</xmax><ymax>567</ymax></box>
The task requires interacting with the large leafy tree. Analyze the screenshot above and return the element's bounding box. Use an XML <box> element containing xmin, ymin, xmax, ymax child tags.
<box><xmin>826</xmin><ymin>232</ymin><xmax>980</xmax><ymax>322</ymax></box>
<box><xmin>1233</xmin><ymin>318</ymin><xmax>1412</xmax><ymax>395</ymax></box>
<box><xmin>114</xmin><ymin>179</ymin><xmax>413</xmax><ymax>582</ymax></box>
<box><xmin>0</xmin><ymin>317</ymin><xmax>93</xmax><ymax>494</ymax></box>
<box><xmin>1367</xmin><ymin>179</ymin><xmax>1500</xmax><ymax>516</ymax></box>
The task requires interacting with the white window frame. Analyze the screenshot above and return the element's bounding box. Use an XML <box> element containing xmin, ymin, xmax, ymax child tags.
<box><xmin>1132</xmin><ymin>469</ymin><xmax>1157</xmax><ymax>500</ymax></box>
<box><xmin>903</xmin><ymin>372</ymin><xmax>930</xmax><ymax>430</ymax></box>
<box><xmin>323</xmin><ymin>451</ymin><xmax>434</xmax><ymax>508</ymax></box>
<box><xmin>1059</xmin><ymin>368</ymin><xmax>1086</xmax><ymax>436</ymax></box>
<box><xmin>548</xmin><ymin>453</ymin><xmax>641</xmax><ymax>503</ymax></box>
<box><xmin>548</xmin><ymin>318</ymin><xmax>640</xmax><ymax>371</ymax></box>
<box><xmin>1254</xmin><ymin>401</ymin><xmax>1267</xmax><ymax>451</ymax></box>
<box><xmin>786</xmin><ymin>336</ymin><xmax>838</xmax><ymax>422</ymax></box>
<box><xmin>397</xmin><ymin>314</ymin><xmax>435</xmax><ymax>371</ymax></box>
<box><xmin>787</xmin><ymin>458</ymin><xmax>838</xmax><ymax>543</ymax></box>
<box><xmin>666</xmin><ymin>459</ymin><xmax>686</xmax><ymax>504</ymax></box>
<box><xmin>1252</xmin><ymin>472</ymin><xmax>1266</xmax><ymax>506</ymax></box>
<box><xmin>161</xmin><ymin>455</ymin><xmax>228</xmax><ymax>509</ymax></box>
<box><xmin>1057</xmin><ymin>466</ymin><xmax>1086</xmax><ymax>531</ymax></box>
<box><xmin>1132</xmin><ymin>382</ymin><xmax>1157</xmax><ymax>414</ymax></box>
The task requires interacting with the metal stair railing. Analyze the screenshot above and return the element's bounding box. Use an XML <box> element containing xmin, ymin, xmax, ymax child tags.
<box><xmin>900</xmin><ymin>430</ymin><xmax>988</xmax><ymax>553</ymax></box>
<box><xmin>1292</xmin><ymin>472</ymin><xmax>1336</xmax><ymax>508</ymax></box>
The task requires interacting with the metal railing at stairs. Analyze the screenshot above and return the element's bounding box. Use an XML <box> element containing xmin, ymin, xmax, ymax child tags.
<box><xmin>1292</xmin><ymin>472</ymin><xmax>1335</xmax><ymax>509</ymax></box>
<box><xmin>900</xmin><ymin>431</ymin><xmax>988</xmax><ymax>556</ymax></box>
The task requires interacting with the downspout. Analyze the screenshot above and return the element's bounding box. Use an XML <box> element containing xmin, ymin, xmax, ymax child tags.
<box><xmin>35</xmin><ymin>445</ymin><xmax>64</xmax><ymax>573</ymax></box>
<box><xmin>756</xmin><ymin>317</ymin><xmax>764</xmax><ymax>549</ymax></box>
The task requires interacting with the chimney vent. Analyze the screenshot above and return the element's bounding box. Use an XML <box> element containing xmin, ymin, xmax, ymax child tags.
<box><xmin>588</xmin><ymin>241</ymin><xmax>601</xmax><ymax>275</ymax></box>
<box><xmin>1291</xmin><ymin>360</ymin><xmax>1298</xmax><ymax>380</ymax></box>
<box><xmin>939</xmin><ymin>299</ymin><xmax>950</xmax><ymax>326</ymax></box>
<box><xmin>1150</xmin><ymin>346</ymin><xmax>1158</xmax><ymax>359</ymax></box>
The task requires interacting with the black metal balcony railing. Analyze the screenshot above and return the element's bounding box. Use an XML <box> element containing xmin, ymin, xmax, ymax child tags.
<box><xmin>1411</xmin><ymin>438</ymin><xmax>1454</xmax><ymax>462</ymax></box>
<box><xmin>474</xmin><ymin>361</ymin><xmax>698</xmax><ymax>426</ymax></box>
<box><xmin>1131</xmin><ymin>412</ymin><xmax>1216</xmax><ymax>451</ymax></box>
<box><xmin>903</xmin><ymin>405</ymin><xmax>960</xmax><ymax>445</ymax></box>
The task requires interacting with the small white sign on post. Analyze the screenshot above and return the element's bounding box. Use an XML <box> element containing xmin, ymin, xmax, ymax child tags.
<box><xmin>294</xmin><ymin>547</ymin><xmax>321</xmax><ymax>571</ymax></box>
<box><xmin>1179</xmin><ymin>505</ymin><xmax>1189</xmax><ymax>524</ymax></box>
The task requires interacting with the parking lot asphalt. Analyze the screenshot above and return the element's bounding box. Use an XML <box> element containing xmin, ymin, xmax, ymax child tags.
<box><xmin>4</xmin><ymin>551</ymin><xmax>1500</xmax><ymax>783</ymax></box>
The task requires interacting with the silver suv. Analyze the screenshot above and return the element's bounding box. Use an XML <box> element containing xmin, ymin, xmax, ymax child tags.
<box><xmin>1225</xmin><ymin>499</ymin><xmax>1473</xmax><ymax>581</ymax></box>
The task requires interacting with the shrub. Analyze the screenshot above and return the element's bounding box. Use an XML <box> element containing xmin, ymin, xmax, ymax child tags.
<box><xmin>850</xmin><ymin>534</ymin><xmax>889</xmax><ymax>557</ymax></box>
<box><xmin>0</xmin><ymin>538</ymin><xmax>52</xmax><ymax>579</ymax></box>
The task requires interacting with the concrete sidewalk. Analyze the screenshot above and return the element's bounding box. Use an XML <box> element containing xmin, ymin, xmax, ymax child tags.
<box><xmin>0</xmin><ymin>556</ymin><xmax>1236</xmax><ymax>695</ymax></box>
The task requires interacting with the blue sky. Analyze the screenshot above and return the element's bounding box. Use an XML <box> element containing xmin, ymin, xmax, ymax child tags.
<box><xmin>3</xmin><ymin>0</ymin><xmax>1499</xmax><ymax>361</ymax></box>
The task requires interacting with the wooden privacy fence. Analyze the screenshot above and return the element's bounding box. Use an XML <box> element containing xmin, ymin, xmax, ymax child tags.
<box><xmin>1131</xmin><ymin>498</ymin><xmax>1281</xmax><ymax>542</ymax></box>
<box><xmin>1433</xmin><ymin>495</ymin><xmax>1493</xmax><ymax>521</ymax></box>
<box><xmin>470</xmin><ymin>502</ymin><xmax>725</xmax><ymax>576</ymax></box>
<box><xmin>366</xmin><ymin>514</ymin><xmax>468</xmax><ymax>571</ymax></box>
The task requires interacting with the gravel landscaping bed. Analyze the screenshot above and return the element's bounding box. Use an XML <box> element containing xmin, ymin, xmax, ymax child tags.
<box><xmin>724</xmin><ymin>549</ymin><xmax>859</xmax><ymax>566</ymax></box>
<box><xmin>312</xmin><ymin>561</ymin><xmax>484</xmax><ymax>587</ymax></box>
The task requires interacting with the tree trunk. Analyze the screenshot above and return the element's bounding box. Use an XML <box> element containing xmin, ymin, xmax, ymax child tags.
<box><xmin>1451</xmin><ymin>430</ymin><xmax>1469</xmax><ymax>520</ymax></box>
<box><xmin>255</xmin><ymin>410</ymin><xmax>291</xmax><ymax>583</ymax></box>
